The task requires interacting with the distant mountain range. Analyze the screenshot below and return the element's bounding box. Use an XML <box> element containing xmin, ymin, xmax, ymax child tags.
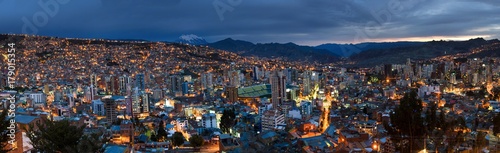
<box><xmin>315</xmin><ymin>42</ymin><xmax>425</xmax><ymax>57</ymax></box>
<box><xmin>204</xmin><ymin>37</ymin><xmax>500</xmax><ymax>67</ymax></box>
<box><xmin>349</xmin><ymin>38</ymin><xmax>500</xmax><ymax>67</ymax></box>
<box><xmin>175</xmin><ymin>34</ymin><xmax>208</xmax><ymax>45</ymax></box>
<box><xmin>207</xmin><ymin>38</ymin><xmax>339</xmax><ymax>63</ymax></box>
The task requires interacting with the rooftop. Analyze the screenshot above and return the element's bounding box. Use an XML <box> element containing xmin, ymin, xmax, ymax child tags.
<box><xmin>301</xmin><ymin>135</ymin><xmax>336</xmax><ymax>149</ymax></box>
<box><xmin>238</xmin><ymin>84</ymin><xmax>271</xmax><ymax>98</ymax></box>
<box><xmin>103</xmin><ymin>144</ymin><xmax>127</xmax><ymax>153</ymax></box>
<box><xmin>15</xmin><ymin>115</ymin><xmax>39</xmax><ymax>124</ymax></box>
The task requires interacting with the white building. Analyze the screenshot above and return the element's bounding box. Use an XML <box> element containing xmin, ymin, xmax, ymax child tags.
<box><xmin>171</xmin><ymin>118</ymin><xmax>188</xmax><ymax>131</ymax></box>
<box><xmin>132</xmin><ymin>87</ymin><xmax>141</xmax><ymax>115</ymax></box>
<box><xmin>418</xmin><ymin>85</ymin><xmax>440</xmax><ymax>97</ymax></box>
<box><xmin>29</xmin><ymin>92</ymin><xmax>47</xmax><ymax>107</ymax></box>
<box><xmin>85</xmin><ymin>85</ymin><xmax>97</xmax><ymax>103</ymax></box>
<box><xmin>202</xmin><ymin>113</ymin><xmax>217</xmax><ymax>128</ymax></box>
<box><xmin>131</xmin><ymin>87</ymin><xmax>150</xmax><ymax>116</ymax></box>
<box><xmin>67</xmin><ymin>94</ymin><xmax>75</xmax><ymax>107</ymax></box>
<box><xmin>119</xmin><ymin>75</ymin><xmax>131</xmax><ymax>94</ymax></box>
<box><xmin>261</xmin><ymin>109</ymin><xmax>285</xmax><ymax>131</ymax></box>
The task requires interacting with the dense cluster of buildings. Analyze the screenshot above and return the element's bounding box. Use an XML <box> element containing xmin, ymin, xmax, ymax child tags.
<box><xmin>1</xmin><ymin>35</ymin><xmax>500</xmax><ymax>152</ymax></box>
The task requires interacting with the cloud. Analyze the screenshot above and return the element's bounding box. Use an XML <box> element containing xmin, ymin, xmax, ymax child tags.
<box><xmin>0</xmin><ymin>0</ymin><xmax>498</xmax><ymax>45</ymax></box>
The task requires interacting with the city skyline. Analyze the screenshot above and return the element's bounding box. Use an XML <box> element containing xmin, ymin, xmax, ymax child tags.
<box><xmin>0</xmin><ymin>0</ymin><xmax>499</xmax><ymax>45</ymax></box>
<box><xmin>2</xmin><ymin>0</ymin><xmax>500</xmax><ymax>152</ymax></box>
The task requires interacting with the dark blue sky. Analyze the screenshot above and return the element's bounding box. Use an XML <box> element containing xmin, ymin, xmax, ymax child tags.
<box><xmin>1</xmin><ymin>0</ymin><xmax>499</xmax><ymax>45</ymax></box>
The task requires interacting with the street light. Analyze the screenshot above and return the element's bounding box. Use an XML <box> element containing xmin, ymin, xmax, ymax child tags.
<box><xmin>372</xmin><ymin>140</ymin><xmax>379</xmax><ymax>152</ymax></box>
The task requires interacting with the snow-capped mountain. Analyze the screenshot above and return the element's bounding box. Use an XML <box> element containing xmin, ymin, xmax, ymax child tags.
<box><xmin>176</xmin><ymin>34</ymin><xmax>208</xmax><ymax>45</ymax></box>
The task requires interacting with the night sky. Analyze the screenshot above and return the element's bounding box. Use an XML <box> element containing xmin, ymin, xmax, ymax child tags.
<box><xmin>0</xmin><ymin>0</ymin><xmax>499</xmax><ymax>45</ymax></box>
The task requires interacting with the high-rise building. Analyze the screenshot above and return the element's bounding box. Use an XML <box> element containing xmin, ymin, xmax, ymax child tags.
<box><xmin>132</xmin><ymin>87</ymin><xmax>150</xmax><ymax>116</ymax></box>
<box><xmin>125</xmin><ymin>85</ymin><xmax>132</xmax><ymax>117</ymax></box>
<box><xmin>270</xmin><ymin>70</ymin><xmax>286</xmax><ymax>109</ymax></box>
<box><xmin>132</xmin><ymin>87</ymin><xmax>141</xmax><ymax>116</ymax></box>
<box><xmin>104</xmin><ymin>76</ymin><xmax>111</xmax><ymax>94</ymax></box>
<box><xmin>423</xmin><ymin>64</ymin><xmax>434</xmax><ymax>79</ymax></box>
<box><xmin>226</xmin><ymin>86</ymin><xmax>238</xmax><ymax>103</ymax></box>
<box><xmin>450</xmin><ymin>72</ymin><xmax>457</xmax><ymax>84</ymax></box>
<box><xmin>135</xmin><ymin>73</ymin><xmax>146</xmax><ymax>91</ymax></box>
<box><xmin>92</xmin><ymin>99</ymin><xmax>105</xmax><ymax>116</ymax></box>
<box><xmin>182</xmin><ymin>82</ymin><xmax>189</xmax><ymax>95</ymax></box>
<box><xmin>110</xmin><ymin>75</ymin><xmax>119</xmax><ymax>95</ymax></box>
<box><xmin>67</xmin><ymin>94</ymin><xmax>75</xmax><ymax>107</ymax></box>
<box><xmin>253</xmin><ymin>66</ymin><xmax>260</xmax><ymax>81</ymax></box>
<box><xmin>119</xmin><ymin>75</ymin><xmax>131</xmax><ymax>94</ymax></box>
<box><xmin>85</xmin><ymin>85</ymin><xmax>97</xmax><ymax>103</ymax></box>
<box><xmin>472</xmin><ymin>72</ymin><xmax>479</xmax><ymax>86</ymax></box>
<box><xmin>103</xmin><ymin>98</ymin><xmax>118</xmax><ymax>124</ymax></box>
<box><xmin>404</xmin><ymin>58</ymin><xmax>413</xmax><ymax>79</ymax></box>
<box><xmin>169</xmin><ymin>75</ymin><xmax>183</xmax><ymax>94</ymax></box>
<box><xmin>152</xmin><ymin>88</ymin><xmax>164</xmax><ymax>102</ymax></box>
<box><xmin>285</xmin><ymin>68</ymin><xmax>298</xmax><ymax>84</ymax></box>
<box><xmin>201</xmin><ymin>72</ymin><xmax>214</xmax><ymax>90</ymax></box>
<box><xmin>485</xmin><ymin>64</ymin><xmax>493</xmax><ymax>83</ymax></box>
<box><xmin>303</xmin><ymin>73</ymin><xmax>311</xmax><ymax>96</ymax></box>
<box><xmin>141</xmin><ymin>93</ymin><xmax>150</xmax><ymax>114</ymax></box>
<box><xmin>384</xmin><ymin>64</ymin><xmax>393</xmax><ymax>79</ymax></box>
<box><xmin>90</xmin><ymin>73</ymin><xmax>98</xmax><ymax>87</ymax></box>
<box><xmin>229</xmin><ymin>70</ymin><xmax>240</xmax><ymax>88</ymax></box>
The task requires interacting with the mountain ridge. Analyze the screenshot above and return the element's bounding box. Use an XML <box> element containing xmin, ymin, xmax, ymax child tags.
<box><xmin>348</xmin><ymin>38</ymin><xmax>500</xmax><ymax>67</ymax></box>
<box><xmin>175</xmin><ymin>34</ymin><xmax>208</xmax><ymax>45</ymax></box>
<box><xmin>207</xmin><ymin>38</ymin><xmax>340</xmax><ymax>63</ymax></box>
<box><xmin>315</xmin><ymin>42</ymin><xmax>426</xmax><ymax>57</ymax></box>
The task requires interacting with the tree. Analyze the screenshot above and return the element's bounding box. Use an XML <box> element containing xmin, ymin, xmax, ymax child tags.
<box><xmin>438</xmin><ymin>109</ymin><xmax>447</xmax><ymax>130</ymax></box>
<box><xmin>78</xmin><ymin>131</ymin><xmax>106</xmax><ymax>153</ymax></box>
<box><xmin>220</xmin><ymin>109</ymin><xmax>236</xmax><ymax>134</ymax></box>
<box><xmin>473</xmin><ymin>132</ymin><xmax>488</xmax><ymax>151</ymax></box>
<box><xmin>132</xmin><ymin>117</ymin><xmax>146</xmax><ymax>134</ymax></box>
<box><xmin>1</xmin><ymin>108</ymin><xmax>13</xmax><ymax>153</ymax></box>
<box><xmin>492</xmin><ymin>87</ymin><xmax>500</xmax><ymax>101</ymax></box>
<box><xmin>157</xmin><ymin>121</ymin><xmax>168</xmax><ymax>142</ymax></box>
<box><xmin>189</xmin><ymin>135</ymin><xmax>204</xmax><ymax>149</ymax></box>
<box><xmin>389</xmin><ymin>91</ymin><xmax>425</xmax><ymax>152</ymax></box>
<box><xmin>171</xmin><ymin>132</ymin><xmax>185</xmax><ymax>147</ymax></box>
<box><xmin>25</xmin><ymin>119</ymin><xmax>91</xmax><ymax>153</ymax></box>
<box><xmin>457</xmin><ymin>116</ymin><xmax>467</xmax><ymax>130</ymax></box>
<box><xmin>425</xmin><ymin>103</ymin><xmax>437</xmax><ymax>132</ymax></box>
<box><xmin>383</xmin><ymin>120</ymin><xmax>394</xmax><ymax>134</ymax></box>
<box><xmin>493</xmin><ymin>112</ymin><xmax>500</xmax><ymax>136</ymax></box>
<box><xmin>150</xmin><ymin>133</ymin><xmax>158</xmax><ymax>142</ymax></box>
